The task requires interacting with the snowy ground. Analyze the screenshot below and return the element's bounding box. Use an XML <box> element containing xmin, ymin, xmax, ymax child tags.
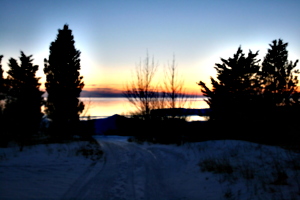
<box><xmin>0</xmin><ymin>136</ymin><xmax>300</xmax><ymax>200</ymax></box>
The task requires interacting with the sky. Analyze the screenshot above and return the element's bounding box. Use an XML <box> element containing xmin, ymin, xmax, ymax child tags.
<box><xmin>0</xmin><ymin>0</ymin><xmax>300</xmax><ymax>96</ymax></box>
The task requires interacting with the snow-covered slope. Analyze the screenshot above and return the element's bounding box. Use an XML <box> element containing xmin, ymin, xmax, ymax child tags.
<box><xmin>0</xmin><ymin>137</ymin><xmax>299</xmax><ymax>200</ymax></box>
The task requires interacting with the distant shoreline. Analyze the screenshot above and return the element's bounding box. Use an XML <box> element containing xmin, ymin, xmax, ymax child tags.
<box><xmin>42</xmin><ymin>91</ymin><xmax>204</xmax><ymax>98</ymax></box>
<box><xmin>79</xmin><ymin>95</ymin><xmax>205</xmax><ymax>98</ymax></box>
<box><xmin>80</xmin><ymin>108</ymin><xmax>211</xmax><ymax>120</ymax></box>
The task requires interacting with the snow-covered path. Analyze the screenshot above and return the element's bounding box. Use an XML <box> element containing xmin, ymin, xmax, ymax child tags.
<box><xmin>62</xmin><ymin>139</ymin><xmax>168</xmax><ymax>200</ymax></box>
<box><xmin>1</xmin><ymin>137</ymin><xmax>300</xmax><ymax>200</ymax></box>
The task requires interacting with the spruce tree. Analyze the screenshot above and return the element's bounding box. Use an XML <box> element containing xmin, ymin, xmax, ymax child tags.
<box><xmin>198</xmin><ymin>47</ymin><xmax>261</xmax><ymax>122</ymax></box>
<box><xmin>4</xmin><ymin>51</ymin><xmax>43</xmax><ymax>145</ymax></box>
<box><xmin>261</xmin><ymin>39</ymin><xmax>299</xmax><ymax>107</ymax></box>
<box><xmin>260</xmin><ymin>39</ymin><xmax>299</xmax><ymax>136</ymax></box>
<box><xmin>44</xmin><ymin>24</ymin><xmax>84</xmax><ymax>136</ymax></box>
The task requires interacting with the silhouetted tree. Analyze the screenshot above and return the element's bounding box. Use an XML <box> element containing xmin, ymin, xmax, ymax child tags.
<box><xmin>3</xmin><ymin>51</ymin><xmax>43</xmax><ymax>146</ymax></box>
<box><xmin>44</xmin><ymin>24</ymin><xmax>84</xmax><ymax>137</ymax></box>
<box><xmin>124</xmin><ymin>54</ymin><xmax>191</xmax><ymax>144</ymax></box>
<box><xmin>0</xmin><ymin>55</ymin><xmax>4</xmax><ymax>107</ymax></box>
<box><xmin>198</xmin><ymin>47</ymin><xmax>261</xmax><ymax>122</ymax></box>
<box><xmin>259</xmin><ymin>39</ymin><xmax>299</xmax><ymax>138</ymax></box>
<box><xmin>163</xmin><ymin>56</ymin><xmax>188</xmax><ymax>109</ymax></box>
<box><xmin>0</xmin><ymin>55</ymin><xmax>4</xmax><ymax>143</ymax></box>
<box><xmin>124</xmin><ymin>54</ymin><xmax>190</xmax><ymax>120</ymax></box>
<box><xmin>261</xmin><ymin>39</ymin><xmax>299</xmax><ymax>107</ymax></box>
<box><xmin>0</xmin><ymin>55</ymin><xmax>4</xmax><ymax>97</ymax></box>
<box><xmin>124</xmin><ymin>54</ymin><xmax>160</xmax><ymax>120</ymax></box>
<box><xmin>152</xmin><ymin>55</ymin><xmax>191</xmax><ymax>121</ymax></box>
<box><xmin>0</xmin><ymin>55</ymin><xmax>7</xmax><ymax>101</ymax></box>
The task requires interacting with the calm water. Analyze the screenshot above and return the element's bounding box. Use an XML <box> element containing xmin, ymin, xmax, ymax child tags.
<box><xmin>79</xmin><ymin>97</ymin><xmax>209</xmax><ymax>121</ymax></box>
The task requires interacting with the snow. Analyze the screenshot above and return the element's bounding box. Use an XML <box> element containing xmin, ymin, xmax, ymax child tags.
<box><xmin>0</xmin><ymin>137</ymin><xmax>299</xmax><ymax>200</ymax></box>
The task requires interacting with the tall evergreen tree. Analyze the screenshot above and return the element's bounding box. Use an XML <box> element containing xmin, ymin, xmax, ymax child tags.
<box><xmin>4</xmin><ymin>51</ymin><xmax>43</xmax><ymax>145</ymax></box>
<box><xmin>44</xmin><ymin>24</ymin><xmax>84</xmax><ymax>136</ymax></box>
<box><xmin>261</xmin><ymin>39</ymin><xmax>299</xmax><ymax>107</ymax></box>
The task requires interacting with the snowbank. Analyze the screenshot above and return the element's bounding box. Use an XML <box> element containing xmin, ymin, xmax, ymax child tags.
<box><xmin>0</xmin><ymin>141</ymin><xmax>101</xmax><ymax>200</ymax></box>
<box><xmin>0</xmin><ymin>138</ymin><xmax>299</xmax><ymax>200</ymax></box>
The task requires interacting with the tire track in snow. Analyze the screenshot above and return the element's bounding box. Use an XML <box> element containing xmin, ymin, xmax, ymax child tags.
<box><xmin>128</xmin><ymin>143</ymin><xmax>168</xmax><ymax>200</ymax></box>
<box><xmin>62</xmin><ymin>140</ymin><xmax>167</xmax><ymax>200</ymax></box>
<box><xmin>62</xmin><ymin>140</ymin><xmax>131</xmax><ymax>199</ymax></box>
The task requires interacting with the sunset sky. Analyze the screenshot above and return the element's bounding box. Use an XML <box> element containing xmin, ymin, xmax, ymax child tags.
<box><xmin>1</xmin><ymin>0</ymin><xmax>299</xmax><ymax>96</ymax></box>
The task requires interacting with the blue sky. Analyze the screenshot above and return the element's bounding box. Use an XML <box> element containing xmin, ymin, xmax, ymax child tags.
<box><xmin>1</xmin><ymin>0</ymin><xmax>299</xmax><ymax>95</ymax></box>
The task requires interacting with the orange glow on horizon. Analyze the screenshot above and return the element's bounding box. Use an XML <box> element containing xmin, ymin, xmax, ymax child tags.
<box><xmin>82</xmin><ymin>84</ymin><xmax>203</xmax><ymax>96</ymax></box>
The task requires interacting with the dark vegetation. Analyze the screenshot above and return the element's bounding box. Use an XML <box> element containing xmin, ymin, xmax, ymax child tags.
<box><xmin>126</xmin><ymin>39</ymin><xmax>300</xmax><ymax>146</ymax></box>
<box><xmin>0</xmin><ymin>24</ymin><xmax>93</xmax><ymax>149</ymax></box>
<box><xmin>0</xmin><ymin>23</ymin><xmax>299</xmax><ymax>148</ymax></box>
<box><xmin>198</xmin><ymin>39</ymin><xmax>300</xmax><ymax>146</ymax></box>
<box><xmin>124</xmin><ymin>54</ymin><xmax>192</xmax><ymax>144</ymax></box>
<box><xmin>44</xmin><ymin>24</ymin><xmax>85</xmax><ymax>138</ymax></box>
<box><xmin>0</xmin><ymin>52</ymin><xmax>44</xmax><ymax>148</ymax></box>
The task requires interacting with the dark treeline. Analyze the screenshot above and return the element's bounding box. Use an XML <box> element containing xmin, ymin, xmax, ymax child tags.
<box><xmin>0</xmin><ymin>24</ymin><xmax>87</xmax><ymax>148</ymax></box>
<box><xmin>0</xmin><ymin>24</ymin><xmax>299</xmax><ymax>147</ymax></box>
<box><xmin>126</xmin><ymin>39</ymin><xmax>300</xmax><ymax>146</ymax></box>
<box><xmin>197</xmin><ymin>39</ymin><xmax>300</xmax><ymax>146</ymax></box>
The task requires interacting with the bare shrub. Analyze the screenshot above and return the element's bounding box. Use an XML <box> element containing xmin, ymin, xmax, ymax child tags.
<box><xmin>124</xmin><ymin>54</ymin><xmax>160</xmax><ymax>120</ymax></box>
<box><xmin>76</xmin><ymin>143</ymin><xmax>103</xmax><ymax>161</ymax></box>
<box><xmin>199</xmin><ymin>158</ymin><xmax>234</xmax><ymax>174</ymax></box>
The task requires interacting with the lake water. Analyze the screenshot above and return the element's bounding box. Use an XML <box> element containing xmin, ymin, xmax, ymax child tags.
<box><xmin>79</xmin><ymin>97</ymin><xmax>209</xmax><ymax>121</ymax></box>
